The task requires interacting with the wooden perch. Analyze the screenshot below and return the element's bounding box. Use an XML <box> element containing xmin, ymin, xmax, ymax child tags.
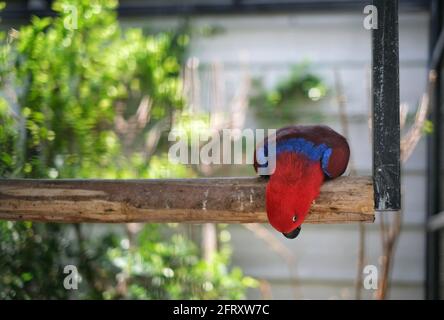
<box><xmin>0</xmin><ymin>176</ymin><xmax>374</xmax><ymax>224</ymax></box>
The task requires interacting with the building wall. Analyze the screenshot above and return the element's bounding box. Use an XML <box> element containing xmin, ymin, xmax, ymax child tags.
<box><xmin>135</xmin><ymin>11</ymin><xmax>430</xmax><ymax>299</ymax></box>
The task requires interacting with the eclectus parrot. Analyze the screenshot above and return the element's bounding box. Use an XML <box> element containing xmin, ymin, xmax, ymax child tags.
<box><xmin>254</xmin><ymin>125</ymin><xmax>350</xmax><ymax>239</ymax></box>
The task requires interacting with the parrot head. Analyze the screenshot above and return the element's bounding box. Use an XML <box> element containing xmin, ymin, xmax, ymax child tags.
<box><xmin>265</xmin><ymin>152</ymin><xmax>324</xmax><ymax>239</ymax></box>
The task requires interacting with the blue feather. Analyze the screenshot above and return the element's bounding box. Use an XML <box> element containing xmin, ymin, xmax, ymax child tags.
<box><xmin>257</xmin><ymin>138</ymin><xmax>333</xmax><ymax>177</ymax></box>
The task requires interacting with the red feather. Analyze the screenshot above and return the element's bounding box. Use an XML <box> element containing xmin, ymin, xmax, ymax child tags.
<box><xmin>255</xmin><ymin>125</ymin><xmax>350</xmax><ymax>238</ymax></box>
<box><xmin>265</xmin><ymin>152</ymin><xmax>324</xmax><ymax>233</ymax></box>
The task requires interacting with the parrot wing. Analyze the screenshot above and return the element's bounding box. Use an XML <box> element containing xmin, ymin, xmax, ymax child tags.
<box><xmin>254</xmin><ymin>125</ymin><xmax>350</xmax><ymax>178</ymax></box>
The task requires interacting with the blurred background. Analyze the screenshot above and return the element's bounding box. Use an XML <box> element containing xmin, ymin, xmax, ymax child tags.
<box><xmin>0</xmin><ymin>0</ymin><xmax>442</xmax><ymax>300</ymax></box>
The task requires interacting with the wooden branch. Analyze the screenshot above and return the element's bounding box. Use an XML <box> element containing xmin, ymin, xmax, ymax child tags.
<box><xmin>0</xmin><ymin>176</ymin><xmax>374</xmax><ymax>224</ymax></box>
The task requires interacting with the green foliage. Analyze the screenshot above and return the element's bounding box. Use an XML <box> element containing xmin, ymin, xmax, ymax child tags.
<box><xmin>6</xmin><ymin>0</ymin><xmax>185</xmax><ymax>178</ymax></box>
<box><xmin>0</xmin><ymin>97</ymin><xmax>16</xmax><ymax>176</ymax></box>
<box><xmin>250</xmin><ymin>63</ymin><xmax>327</xmax><ymax>122</ymax></box>
<box><xmin>0</xmin><ymin>0</ymin><xmax>255</xmax><ymax>299</ymax></box>
<box><xmin>423</xmin><ymin>119</ymin><xmax>434</xmax><ymax>134</ymax></box>
<box><xmin>103</xmin><ymin>225</ymin><xmax>257</xmax><ymax>299</ymax></box>
<box><xmin>0</xmin><ymin>221</ymin><xmax>69</xmax><ymax>299</ymax></box>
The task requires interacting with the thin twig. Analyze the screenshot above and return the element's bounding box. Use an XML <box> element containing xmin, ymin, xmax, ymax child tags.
<box><xmin>333</xmin><ymin>68</ymin><xmax>363</xmax><ymax>300</ymax></box>
<box><xmin>375</xmin><ymin>69</ymin><xmax>436</xmax><ymax>300</ymax></box>
<box><xmin>258</xmin><ymin>279</ymin><xmax>273</xmax><ymax>300</ymax></box>
<box><xmin>243</xmin><ymin>223</ymin><xmax>302</xmax><ymax>299</ymax></box>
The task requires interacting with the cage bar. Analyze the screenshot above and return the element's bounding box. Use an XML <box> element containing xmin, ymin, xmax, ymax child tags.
<box><xmin>372</xmin><ymin>0</ymin><xmax>401</xmax><ymax>210</ymax></box>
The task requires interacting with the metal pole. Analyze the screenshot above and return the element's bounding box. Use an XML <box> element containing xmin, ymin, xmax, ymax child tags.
<box><xmin>425</xmin><ymin>0</ymin><xmax>442</xmax><ymax>301</ymax></box>
<box><xmin>372</xmin><ymin>0</ymin><xmax>401</xmax><ymax>211</ymax></box>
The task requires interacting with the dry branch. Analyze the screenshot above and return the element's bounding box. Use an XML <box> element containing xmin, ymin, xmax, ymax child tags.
<box><xmin>0</xmin><ymin>176</ymin><xmax>374</xmax><ymax>224</ymax></box>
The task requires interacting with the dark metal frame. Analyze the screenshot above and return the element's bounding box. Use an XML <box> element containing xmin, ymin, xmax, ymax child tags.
<box><xmin>426</xmin><ymin>0</ymin><xmax>443</xmax><ymax>301</ymax></box>
<box><xmin>372</xmin><ymin>0</ymin><xmax>401</xmax><ymax>211</ymax></box>
<box><xmin>0</xmin><ymin>0</ymin><xmax>430</xmax><ymax>21</ymax></box>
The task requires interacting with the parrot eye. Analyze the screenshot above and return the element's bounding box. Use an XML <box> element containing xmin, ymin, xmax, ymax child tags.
<box><xmin>292</xmin><ymin>215</ymin><xmax>298</xmax><ymax>222</ymax></box>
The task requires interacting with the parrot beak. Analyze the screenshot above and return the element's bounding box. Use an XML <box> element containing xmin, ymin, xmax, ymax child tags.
<box><xmin>282</xmin><ymin>226</ymin><xmax>301</xmax><ymax>239</ymax></box>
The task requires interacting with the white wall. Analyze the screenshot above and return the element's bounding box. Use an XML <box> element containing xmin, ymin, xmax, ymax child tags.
<box><xmin>137</xmin><ymin>11</ymin><xmax>429</xmax><ymax>299</ymax></box>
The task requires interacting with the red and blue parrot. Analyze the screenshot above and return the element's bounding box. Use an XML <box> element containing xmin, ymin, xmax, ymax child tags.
<box><xmin>254</xmin><ymin>125</ymin><xmax>350</xmax><ymax>239</ymax></box>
